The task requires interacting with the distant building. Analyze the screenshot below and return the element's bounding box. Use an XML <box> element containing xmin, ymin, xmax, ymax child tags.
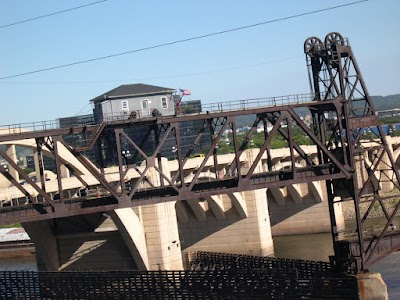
<box><xmin>26</xmin><ymin>155</ymin><xmax>35</xmax><ymax>170</ymax></box>
<box><xmin>57</xmin><ymin>114</ymin><xmax>97</xmax><ymax>164</ymax></box>
<box><xmin>88</xmin><ymin>85</ymin><xmax>211</xmax><ymax>165</ymax></box>
<box><xmin>58</xmin><ymin>114</ymin><xmax>94</xmax><ymax>128</ymax></box>
<box><xmin>169</xmin><ymin>100</ymin><xmax>211</xmax><ymax>158</ymax></box>
<box><xmin>88</xmin><ymin>84</ymin><xmax>175</xmax><ymax>166</ymax></box>
<box><xmin>0</xmin><ymin>160</ymin><xmax>8</xmax><ymax>172</ymax></box>
<box><xmin>90</xmin><ymin>84</ymin><xmax>176</xmax><ymax>122</ymax></box>
<box><xmin>50</xmin><ymin>84</ymin><xmax>211</xmax><ymax>168</ymax></box>
<box><xmin>377</xmin><ymin>108</ymin><xmax>400</xmax><ymax>119</ymax></box>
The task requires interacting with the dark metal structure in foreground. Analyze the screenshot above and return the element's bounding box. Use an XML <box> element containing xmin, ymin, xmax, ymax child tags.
<box><xmin>0</xmin><ymin>253</ymin><xmax>358</xmax><ymax>299</ymax></box>
<box><xmin>0</xmin><ymin>32</ymin><xmax>399</xmax><ymax>274</ymax></box>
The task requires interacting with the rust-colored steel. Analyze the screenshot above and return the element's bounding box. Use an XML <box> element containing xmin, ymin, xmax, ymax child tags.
<box><xmin>0</xmin><ymin>100</ymin><xmax>347</xmax><ymax>219</ymax></box>
<box><xmin>0</xmin><ymin>32</ymin><xmax>398</xmax><ymax>274</ymax></box>
<box><xmin>305</xmin><ymin>32</ymin><xmax>400</xmax><ymax>273</ymax></box>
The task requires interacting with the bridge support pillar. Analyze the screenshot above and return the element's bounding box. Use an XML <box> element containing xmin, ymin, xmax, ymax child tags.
<box><xmin>357</xmin><ymin>273</ymin><xmax>388</xmax><ymax>300</ymax></box>
<box><xmin>24</xmin><ymin>214</ymin><xmax>139</xmax><ymax>271</ymax></box>
<box><xmin>140</xmin><ymin>159</ymin><xmax>183</xmax><ymax>270</ymax></box>
<box><xmin>110</xmin><ymin>208</ymin><xmax>149</xmax><ymax>270</ymax></box>
<box><xmin>60</xmin><ymin>164</ymin><xmax>70</xmax><ymax>178</ymax></box>
<box><xmin>33</xmin><ymin>150</ymin><xmax>41</xmax><ymax>182</ymax></box>
<box><xmin>22</xmin><ymin>221</ymin><xmax>59</xmax><ymax>271</ymax></box>
<box><xmin>6</xmin><ymin>145</ymin><xmax>19</xmax><ymax>181</ymax></box>
<box><xmin>141</xmin><ymin>202</ymin><xmax>183</xmax><ymax>270</ymax></box>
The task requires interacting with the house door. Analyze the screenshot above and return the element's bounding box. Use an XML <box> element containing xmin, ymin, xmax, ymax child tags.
<box><xmin>141</xmin><ymin>99</ymin><xmax>150</xmax><ymax>117</ymax></box>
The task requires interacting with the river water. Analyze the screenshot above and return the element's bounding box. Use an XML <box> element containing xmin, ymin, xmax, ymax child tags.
<box><xmin>0</xmin><ymin>226</ymin><xmax>399</xmax><ymax>298</ymax></box>
<box><xmin>274</xmin><ymin>233</ymin><xmax>400</xmax><ymax>299</ymax></box>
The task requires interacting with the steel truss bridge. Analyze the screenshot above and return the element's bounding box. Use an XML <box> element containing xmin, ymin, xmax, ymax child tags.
<box><xmin>0</xmin><ymin>32</ymin><xmax>399</xmax><ymax>274</ymax></box>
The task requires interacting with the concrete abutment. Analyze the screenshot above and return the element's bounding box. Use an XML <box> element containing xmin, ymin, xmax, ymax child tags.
<box><xmin>357</xmin><ymin>273</ymin><xmax>388</xmax><ymax>300</ymax></box>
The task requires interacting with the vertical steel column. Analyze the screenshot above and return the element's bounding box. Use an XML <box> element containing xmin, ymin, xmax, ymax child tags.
<box><xmin>115</xmin><ymin>129</ymin><xmax>125</xmax><ymax>193</ymax></box>
<box><xmin>230</xmin><ymin>118</ymin><xmax>241</xmax><ymax>180</ymax></box>
<box><xmin>52</xmin><ymin>136</ymin><xmax>64</xmax><ymax>202</ymax></box>
<box><xmin>153</xmin><ymin>124</ymin><xmax>164</xmax><ymax>186</ymax></box>
<box><xmin>263</xmin><ymin>118</ymin><xmax>273</xmax><ymax>172</ymax></box>
<box><xmin>173</xmin><ymin>123</ymin><xmax>184</xmax><ymax>187</ymax></box>
<box><xmin>35</xmin><ymin>138</ymin><xmax>47</xmax><ymax>193</ymax></box>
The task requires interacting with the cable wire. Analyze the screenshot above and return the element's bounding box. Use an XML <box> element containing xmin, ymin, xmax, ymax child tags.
<box><xmin>0</xmin><ymin>57</ymin><xmax>299</xmax><ymax>85</ymax></box>
<box><xmin>0</xmin><ymin>0</ymin><xmax>110</xmax><ymax>30</ymax></box>
<box><xmin>0</xmin><ymin>0</ymin><xmax>367</xmax><ymax>81</ymax></box>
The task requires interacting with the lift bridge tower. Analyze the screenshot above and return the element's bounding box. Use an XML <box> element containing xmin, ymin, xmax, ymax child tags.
<box><xmin>304</xmin><ymin>32</ymin><xmax>400</xmax><ymax>273</ymax></box>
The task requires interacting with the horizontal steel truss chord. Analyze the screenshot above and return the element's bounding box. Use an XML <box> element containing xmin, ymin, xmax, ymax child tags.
<box><xmin>0</xmin><ymin>98</ymin><xmax>349</xmax><ymax>225</ymax></box>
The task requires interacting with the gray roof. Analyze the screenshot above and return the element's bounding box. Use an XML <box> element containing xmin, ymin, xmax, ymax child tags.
<box><xmin>90</xmin><ymin>84</ymin><xmax>176</xmax><ymax>103</ymax></box>
<box><xmin>0</xmin><ymin>228</ymin><xmax>30</xmax><ymax>242</ymax></box>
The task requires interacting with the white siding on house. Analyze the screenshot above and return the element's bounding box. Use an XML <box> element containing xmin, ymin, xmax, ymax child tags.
<box><xmin>98</xmin><ymin>93</ymin><xmax>175</xmax><ymax>121</ymax></box>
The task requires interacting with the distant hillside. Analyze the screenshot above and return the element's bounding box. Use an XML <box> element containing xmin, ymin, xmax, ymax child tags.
<box><xmin>234</xmin><ymin>94</ymin><xmax>400</xmax><ymax>128</ymax></box>
<box><xmin>372</xmin><ymin>94</ymin><xmax>400</xmax><ymax>111</ymax></box>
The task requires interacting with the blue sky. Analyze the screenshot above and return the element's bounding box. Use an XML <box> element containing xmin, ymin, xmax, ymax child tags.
<box><xmin>1</xmin><ymin>0</ymin><xmax>399</xmax><ymax>125</ymax></box>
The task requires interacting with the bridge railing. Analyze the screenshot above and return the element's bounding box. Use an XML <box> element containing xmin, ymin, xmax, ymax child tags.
<box><xmin>0</xmin><ymin>93</ymin><xmax>322</xmax><ymax>136</ymax></box>
<box><xmin>0</xmin><ymin>119</ymin><xmax>61</xmax><ymax>136</ymax></box>
<box><xmin>0</xmin><ymin>117</ymin><xmax>96</xmax><ymax>136</ymax></box>
<box><xmin>201</xmin><ymin>92</ymin><xmax>321</xmax><ymax>113</ymax></box>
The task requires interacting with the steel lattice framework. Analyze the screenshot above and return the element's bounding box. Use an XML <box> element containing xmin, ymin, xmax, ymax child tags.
<box><xmin>0</xmin><ymin>32</ymin><xmax>399</xmax><ymax>273</ymax></box>
<box><xmin>304</xmin><ymin>32</ymin><xmax>400</xmax><ymax>273</ymax></box>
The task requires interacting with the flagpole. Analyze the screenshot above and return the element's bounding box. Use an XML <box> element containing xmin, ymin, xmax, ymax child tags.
<box><xmin>178</xmin><ymin>93</ymin><xmax>183</xmax><ymax>115</ymax></box>
<box><xmin>177</xmin><ymin>88</ymin><xmax>191</xmax><ymax>115</ymax></box>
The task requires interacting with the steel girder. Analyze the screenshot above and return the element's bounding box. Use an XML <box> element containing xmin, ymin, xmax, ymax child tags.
<box><xmin>0</xmin><ymin>99</ymin><xmax>349</xmax><ymax>225</ymax></box>
<box><xmin>305</xmin><ymin>32</ymin><xmax>400</xmax><ymax>273</ymax></box>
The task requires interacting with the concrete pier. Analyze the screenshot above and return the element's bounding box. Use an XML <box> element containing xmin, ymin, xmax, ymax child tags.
<box><xmin>357</xmin><ymin>273</ymin><xmax>388</xmax><ymax>300</ymax></box>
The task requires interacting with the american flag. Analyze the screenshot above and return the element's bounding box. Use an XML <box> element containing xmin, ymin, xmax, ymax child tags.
<box><xmin>179</xmin><ymin>89</ymin><xmax>191</xmax><ymax>95</ymax></box>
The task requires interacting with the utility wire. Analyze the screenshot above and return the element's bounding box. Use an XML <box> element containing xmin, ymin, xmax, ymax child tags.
<box><xmin>0</xmin><ymin>57</ymin><xmax>299</xmax><ymax>85</ymax></box>
<box><xmin>0</xmin><ymin>0</ymin><xmax>367</xmax><ymax>81</ymax></box>
<box><xmin>0</xmin><ymin>0</ymin><xmax>110</xmax><ymax>30</ymax></box>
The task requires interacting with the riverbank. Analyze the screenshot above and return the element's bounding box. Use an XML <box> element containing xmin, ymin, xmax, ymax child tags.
<box><xmin>341</xmin><ymin>201</ymin><xmax>400</xmax><ymax>221</ymax></box>
<box><xmin>0</xmin><ymin>243</ymin><xmax>35</xmax><ymax>259</ymax></box>
<box><xmin>0</xmin><ymin>227</ymin><xmax>35</xmax><ymax>259</ymax></box>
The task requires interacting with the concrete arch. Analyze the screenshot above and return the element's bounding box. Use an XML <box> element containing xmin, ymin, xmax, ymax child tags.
<box><xmin>185</xmin><ymin>196</ymin><xmax>225</xmax><ymax>221</ymax></box>
<box><xmin>186</xmin><ymin>199</ymin><xmax>206</xmax><ymax>221</ymax></box>
<box><xmin>268</xmin><ymin>161</ymin><xmax>324</xmax><ymax>204</ymax></box>
<box><xmin>392</xmin><ymin>147</ymin><xmax>400</xmax><ymax>166</ymax></box>
<box><xmin>205</xmin><ymin>195</ymin><xmax>225</xmax><ymax>220</ymax></box>
<box><xmin>180</xmin><ymin>176</ymin><xmax>246</xmax><ymax>221</ymax></box>
<box><xmin>286</xmin><ymin>185</ymin><xmax>304</xmax><ymax>204</ymax></box>
<box><xmin>272</xmin><ymin>162</ymin><xmax>305</xmax><ymax>204</ymax></box>
<box><xmin>110</xmin><ymin>208</ymin><xmax>149</xmax><ymax>270</ymax></box>
<box><xmin>175</xmin><ymin>201</ymin><xmax>189</xmax><ymax>223</ymax></box>
<box><xmin>267</xmin><ymin>187</ymin><xmax>285</xmax><ymax>206</ymax></box>
<box><xmin>309</xmin><ymin>181</ymin><xmax>323</xmax><ymax>202</ymax></box>
<box><xmin>0</xmin><ymin>139</ymin><xmax>92</xmax><ymax>177</ymax></box>
<box><xmin>227</xmin><ymin>192</ymin><xmax>248</xmax><ymax>218</ymax></box>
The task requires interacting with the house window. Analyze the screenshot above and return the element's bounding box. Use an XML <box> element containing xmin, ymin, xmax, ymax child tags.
<box><xmin>142</xmin><ymin>99</ymin><xmax>148</xmax><ymax>109</ymax></box>
<box><xmin>121</xmin><ymin>100</ymin><xmax>129</xmax><ymax>114</ymax></box>
<box><xmin>161</xmin><ymin>97</ymin><xmax>168</xmax><ymax>109</ymax></box>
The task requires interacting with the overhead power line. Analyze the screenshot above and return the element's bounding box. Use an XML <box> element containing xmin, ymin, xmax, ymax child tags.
<box><xmin>0</xmin><ymin>0</ymin><xmax>367</xmax><ymax>81</ymax></box>
<box><xmin>0</xmin><ymin>57</ymin><xmax>299</xmax><ymax>85</ymax></box>
<box><xmin>0</xmin><ymin>0</ymin><xmax>110</xmax><ymax>30</ymax></box>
